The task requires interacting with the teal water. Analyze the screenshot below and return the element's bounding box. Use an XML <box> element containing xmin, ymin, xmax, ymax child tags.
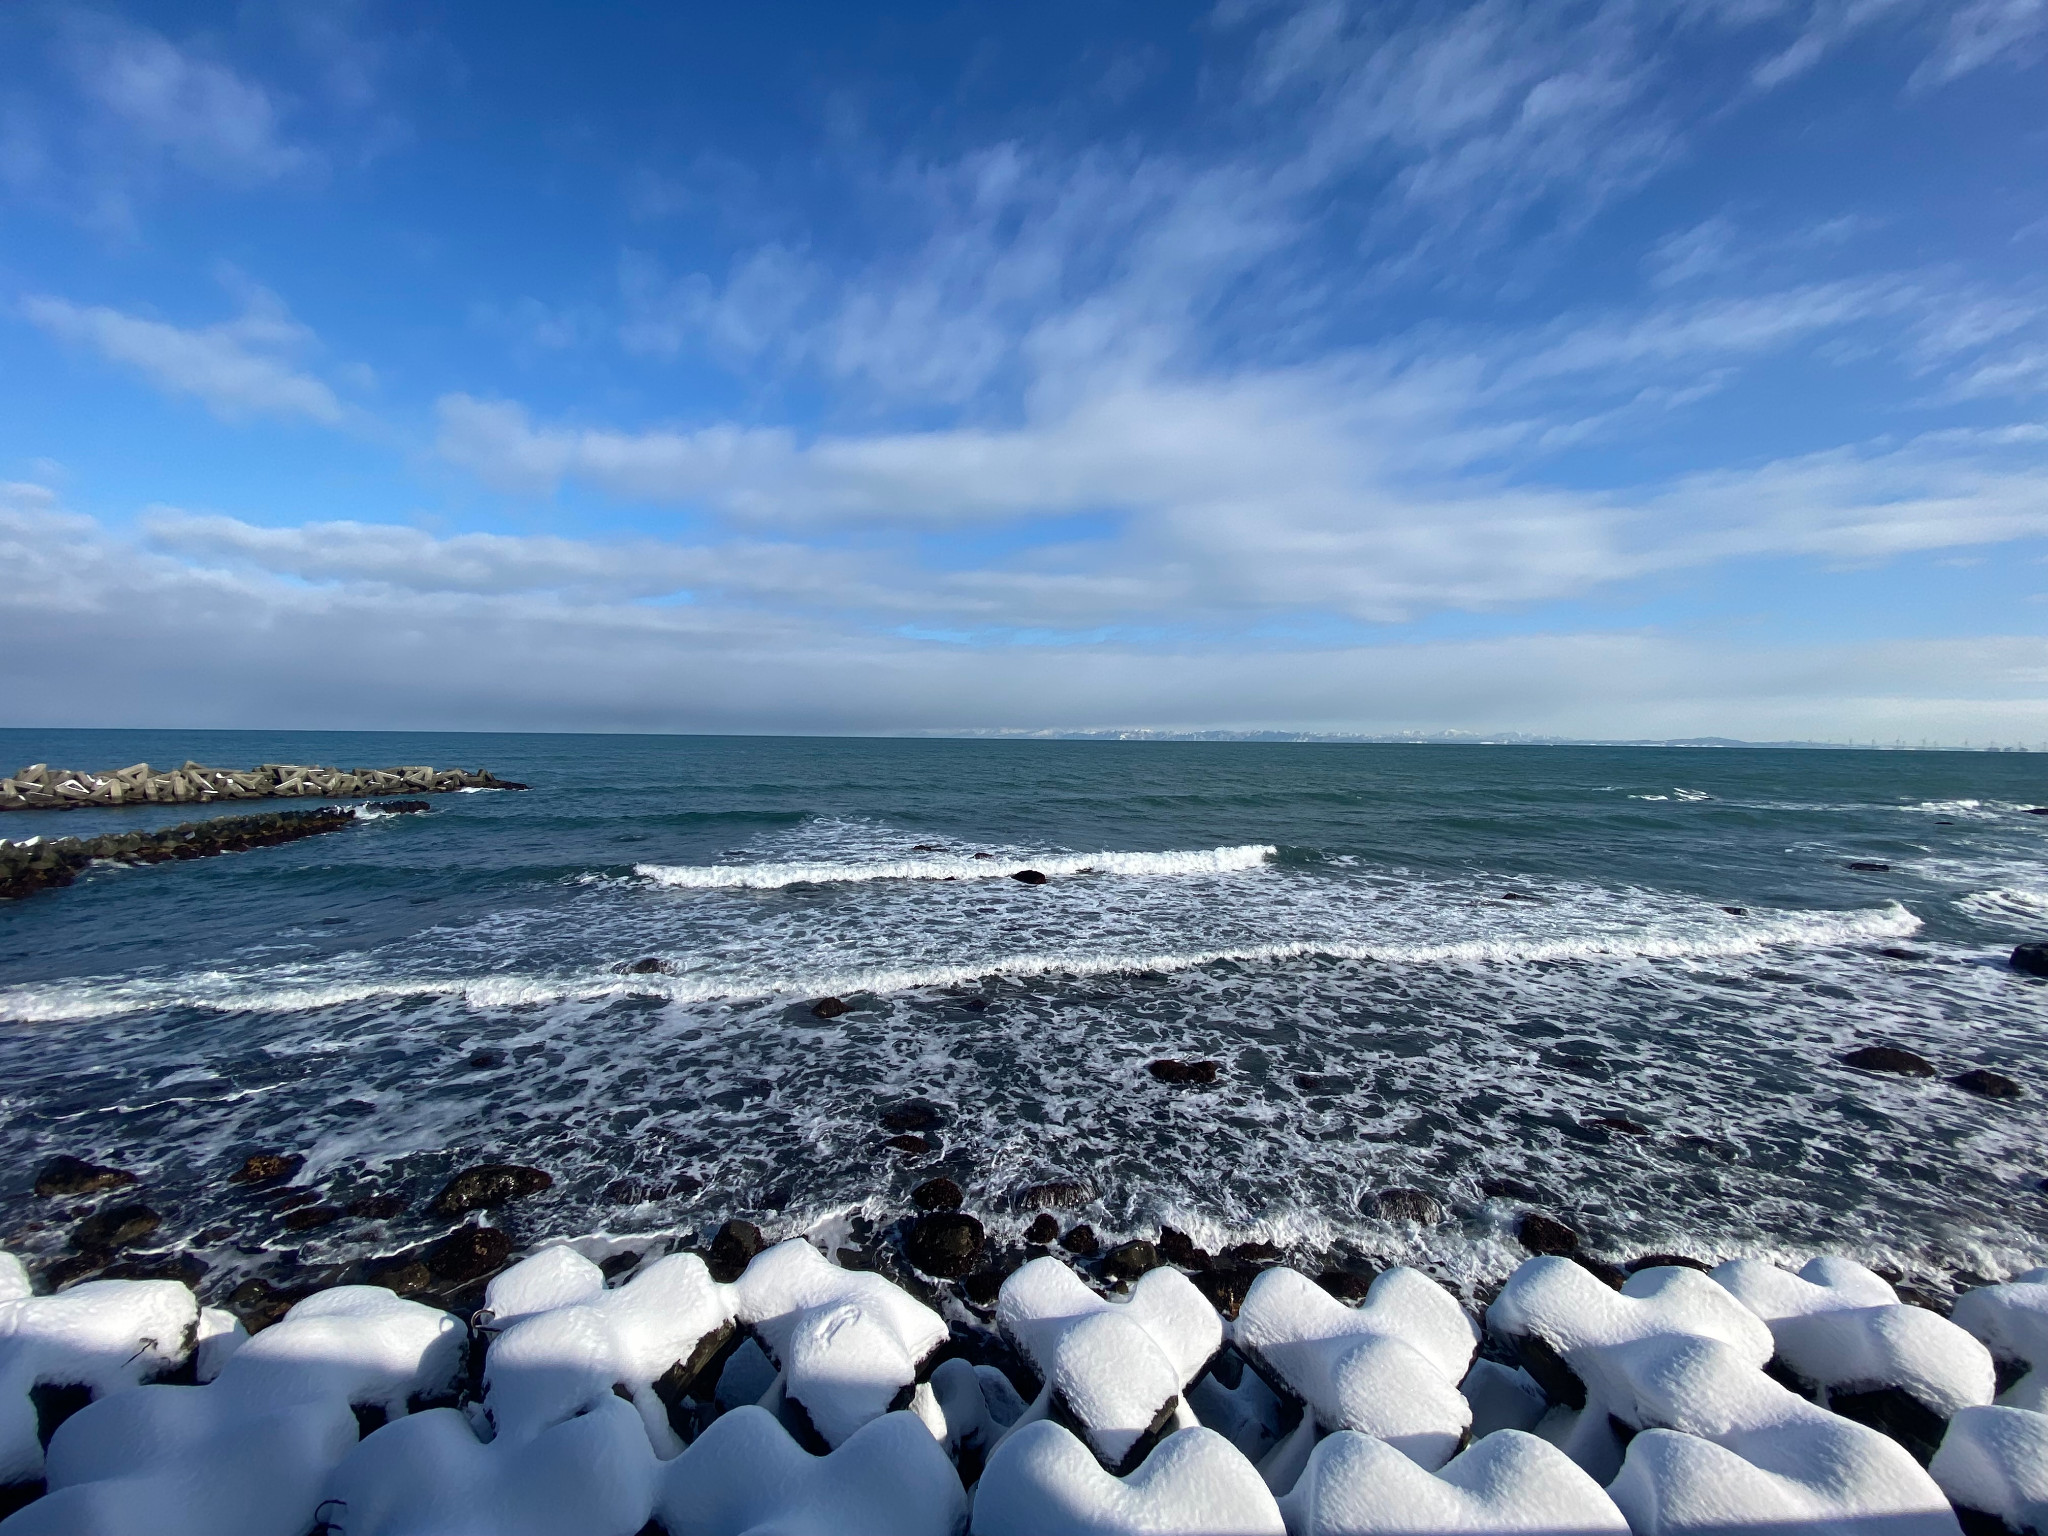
<box><xmin>2</xmin><ymin>730</ymin><xmax>2045</xmax><ymax>1297</ymax></box>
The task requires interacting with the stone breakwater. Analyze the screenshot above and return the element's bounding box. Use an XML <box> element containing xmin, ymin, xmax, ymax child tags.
<box><xmin>0</xmin><ymin>1156</ymin><xmax>2043</xmax><ymax>1536</ymax></box>
<box><xmin>0</xmin><ymin>805</ymin><xmax>369</xmax><ymax>900</ymax></box>
<box><xmin>0</xmin><ymin>760</ymin><xmax>525</xmax><ymax>811</ymax></box>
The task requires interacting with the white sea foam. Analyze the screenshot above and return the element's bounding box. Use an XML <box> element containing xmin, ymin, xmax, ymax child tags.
<box><xmin>635</xmin><ymin>843</ymin><xmax>1277</xmax><ymax>890</ymax></box>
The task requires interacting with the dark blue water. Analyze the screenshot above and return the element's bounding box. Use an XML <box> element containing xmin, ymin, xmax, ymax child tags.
<box><xmin>2</xmin><ymin>731</ymin><xmax>2044</xmax><ymax>1300</ymax></box>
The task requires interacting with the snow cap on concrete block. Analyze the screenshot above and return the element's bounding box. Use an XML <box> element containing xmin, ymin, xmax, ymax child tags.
<box><xmin>319</xmin><ymin>1395</ymin><xmax>658</xmax><ymax>1536</ymax></box>
<box><xmin>194</xmin><ymin>1307</ymin><xmax>248</xmax><ymax>1384</ymax></box>
<box><xmin>483</xmin><ymin>1246</ymin><xmax>606</xmax><ymax>1330</ymax></box>
<box><xmin>1952</xmin><ymin>1268</ymin><xmax>2048</xmax><ymax>1413</ymax></box>
<box><xmin>0</xmin><ymin>1277</ymin><xmax>199</xmax><ymax>1484</ymax></box>
<box><xmin>485</xmin><ymin>1252</ymin><xmax>733</xmax><ymax>1456</ymax></box>
<box><xmin>1710</xmin><ymin>1255</ymin><xmax>1993</xmax><ymax>1417</ymax></box>
<box><xmin>4</xmin><ymin>1384</ymin><xmax>357</xmax><ymax>1536</ymax></box>
<box><xmin>214</xmin><ymin>1285</ymin><xmax>463</xmax><ymax>1418</ymax></box>
<box><xmin>1187</xmin><ymin>1359</ymin><xmax>1287</xmax><ymax>1465</ymax></box>
<box><xmin>1278</xmin><ymin>1428</ymin><xmax>1631</xmax><ymax>1536</ymax></box>
<box><xmin>1929</xmin><ymin>1404</ymin><xmax>2048</xmax><ymax>1536</ymax></box>
<box><xmin>1488</xmin><ymin>1257</ymin><xmax>1773</xmax><ymax>1370</ymax></box>
<box><xmin>0</xmin><ymin>1257</ymin><xmax>28</xmax><ymax>1304</ymax></box>
<box><xmin>973</xmin><ymin>1421</ymin><xmax>1285</xmax><ymax>1536</ymax></box>
<box><xmin>1462</xmin><ymin>1360</ymin><xmax>1549</xmax><ymax>1439</ymax></box>
<box><xmin>1232</xmin><ymin>1266</ymin><xmax>1477</xmax><ymax>1468</ymax></box>
<box><xmin>909</xmin><ymin>1356</ymin><xmax>1026</xmax><ymax>1464</ymax></box>
<box><xmin>655</xmin><ymin>1405</ymin><xmax>967</xmax><ymax>1536</ymax></box>
<box><xmin>1603</xmin><ymin>1334</ymin><xmax>1962</xmax><ymax>1536</ymax></box>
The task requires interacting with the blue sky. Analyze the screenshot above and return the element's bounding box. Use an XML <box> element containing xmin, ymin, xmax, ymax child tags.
<box><xmin>2</xmin><ymin>1</ymin><xmax>2046</xmax><ymax>740</ymax></box>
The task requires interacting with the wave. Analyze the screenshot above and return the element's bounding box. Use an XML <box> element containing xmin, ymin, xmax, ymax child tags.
<box><xmin>634</xmin><ymin>843</ymin><xmax>1278</xmax><ymax>891</ymax></box>
<box><xmin>0</xmin><ymin>900</ymin><xmax>1920</xmax><ymax>1024</ymax></box>
<box><xmin>1956</xmin><ymin>887</ymin><xmax>2048</xmax><ymax>925</ymax></box>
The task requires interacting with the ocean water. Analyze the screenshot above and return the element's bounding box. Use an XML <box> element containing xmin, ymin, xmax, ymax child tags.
<box><xmin>2</xmin><ymin>730</ymin><xmax>2045</xmax><ymax>1300</ymax></box>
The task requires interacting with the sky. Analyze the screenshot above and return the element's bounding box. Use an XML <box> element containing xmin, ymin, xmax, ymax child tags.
<box><xmin>2</xmin><ymin>1</ymin><xmax>2046</xmax><ymax>742</ymax></box>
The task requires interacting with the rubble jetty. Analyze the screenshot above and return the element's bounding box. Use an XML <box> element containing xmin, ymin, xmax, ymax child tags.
<box><xmin>0</xmin><ymin>806</ymin><xmax>366</xmax><ymax>899</ymax></box>
<box><xmin>0</xmin><ymin>760</ymin><xmax>525</xmax><ymax>811</ymax></box>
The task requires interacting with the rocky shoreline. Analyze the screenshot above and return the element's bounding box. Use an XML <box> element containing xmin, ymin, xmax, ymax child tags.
<box><xmin>0</xmin><ymin>760</ymin><xmax>525</xmax><ymax>811</ymax></box>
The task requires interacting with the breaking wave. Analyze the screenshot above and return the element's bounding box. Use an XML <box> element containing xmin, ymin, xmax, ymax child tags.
<box><xmin>635</xmin><ymin>843</ymin><xmax>1278</xmax><ymax>890</ymax></box>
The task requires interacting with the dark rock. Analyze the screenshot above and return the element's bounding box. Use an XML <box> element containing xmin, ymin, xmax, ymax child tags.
<box><xmin>911</xmin><ymin>1177</ymin><xmax>964</xmax><ymax>1212</ymax></box>
<box><xmin>2011</xmin><ymin>942</ymin><xmax>2048</xmax><ymax>978</ymax></box>
<box><xmin>620</xmin><ymin>957</ymin><xmax>670</xmax><ymax>975</ymax></box>
<box><xmin>1842</xmin><ymin>1045</ymin><xmax>1937</xmax><ymax>1077</ymax></box>
<box><xmin>1846</xmin><ymin>861</ymin><xmax>1891</xmax><ymax>872</ymax></box>
<box><xmin>33</xmin><ymin>1155</ymin><xmax>137</xmax><ymax>1198</ymax></box>
<box><xmin>1512</xmin><ymin>1333</ymin><xmax>1587</xmax><ymax>1409</ymax></box>
<box><xmin>1017</xmin><ymin>1179</ymin><xmax>1092</xmax><ymax>1210</ymax></box>
<box><xmin>600</xmin><ymin>1251</ymin><xmax>642</xmax><ymax>1281</ymax></box>
<box><xmin>2026</xmin><ymin>809</ymin><xmax>2048</xmax><ymax>816</ymax></box>
<box><xmin>1878</xmin><ymin>948</ymin><xmax>1925</xmax><ymax>962</ymax></box>
<box><xmin>227</xmin><ymin>1276</ymin><xmax>321</xmax><ymax>1331</ymax></box>
<box><xmin>973</xmin><ymin>852</ymin><xmax>994</xmax><ymax>859</ymax></box>
<box><xmin>1224</xmin><ymin>1241</ymin><xmax>1283</xmax><ymax>1264</ymax></box>
<box><xmin>1625</xmin><ymin>1253</ymin><xmax>1712</xmax><ymax>1273</ymax></box>
<box><xmin>1721</xmin><ymin>906</ymin><xmax>1748</xmax><ymax>915</ymax></box>
<box><xmin>1146</xmin><ymin>1059</ymin><xmax>1220</xmax><ymax>1085</ymax></box>
<box><xmin>1480</xmin><ymin>1175</ymin><xmax>1549</xmax><ymax>1203</ymax></box>
<box><xmin>1011</xmin><ymin>870</ymin><xmax>1048</xmax><ymax>885</ymax></box>
<box><xmin>1293</xmin><ymin>1072</ymin><xmax>1352</xmax><ymax>1093</ymax></box>
<box><xmin>1317</xmin><ymin>1267</ymin><xmax>1377</xmax><ymax>1301</ymax></box>
<box><xmin>904</xmin><ymin>1212</ymin><xmax>984</xmax><ymax>1278</ymax></box>
<box><xmin>1059</xmin><ymin>1225</ymin><xmax>1100</xmax><ymax>1256</ymax></box>
<box><xmin>883</xmin><ymin>1134</ymin><xmax>934</xmax><ymax>1157</ymax></box>
<box><xmin>361</xmin><ymin>1256</ymin><xmax>433</xmax><ymax>1296</ymax></box>
<box><xmin>811</xmin><ymin>996</ymin><xmax>851</xmax><ymax>1019</ymax></box>
<box><xmin>71</xmin><ymin>1204</ymin><xmax>160</xmax><ymax>1252</ymax></box>
<box><xmin>230</xmin><ymin>1152</ymin><xmax>304</xmax><ymax>1187</ymax></box>
<box><xmin>43</xmin><ymin>1252</ymin><xmax>108</xmax><ymax>1288</ymax></box>
<box><xmin>423</xmin><ymin>1223</ymin><xmax>512</xmax><ymax>1284</ymax></box>
<box><xmin>962</xmin><ymin>1270</ymin><xmax>1007</xmax><ymax>1307</ymax></box>
<box><xmin>707</xmin><ymin>1220</ymin><xmax>765</xmax><ymax>1282</ymax></box>
<box><xmin>1571</xmin><ymin>1255</ymin><xmax>1628</xmax><ymax>1289</ymax></box>
<box><xmin>1191</xmin><ymin>1264</ymin><xmax>1257</xmax><ymax>1317</ymax></box>
<box><xmin>1023</xmin><ymin>1214</ymin><xmax>1060</xmax><ymax>1245</ymax></box>
<box><xmin>1587</xmin><ymin>1117</ymin><xmax>1651</xmax><ymax>1137</ymax></box>
<box><xmin>963</xmin><ymin>997</ymin><xmax>989</xmax><ymax>1011</ymax></box>
<box><xmin>101</xmin><ymin>1252</ymin><xmax>207</xmax><ymax>1288</ymax></box>
<box><xmin>1952</xmin><ymin>1068</ymin><xmax>2022</xmax><ymax>1100</ymax></box>
<box><xmin>1374</xmin><ymin>1188</ymin><xmax>1443</xmax><ymax>1225</ymax></box>
<box><xmin>1102</xmin><ymin>1240</ymin><xmax>1159</xmax><ymax>1282</ymax></box>
<box><xmin>1517</xmin><ymin>1213</ymin><xmax>1580</xmax><ymax>1256</ymax></box>
<box><xmin>1158</xmin><ymin>1227</ymin><xmax>1206</xmax><ymax>1269</ymax></box>
<box><xmin>429</xmin><ymin>1163</ymin><xmax>553</xmax><ymax>1217</ymax></box>
<box><xmin>880</xmin><ymin>1101</ymin><xmax>945</xmax><ymax>1133</ymax></box>
<box><xmin>269</xmin><ymin>1187</ymin><xmax>322</xmax><ymax>1211</ymax></box>
<box><xmin>366</xmin><ymin>800</ymin><xmax>430</xmax><ymax>814</ymax></box>
<box><xmin>283</xmin><ymin>1204</ymin><xmax>344</xmax><ymax>1232</ymax></box>
<box><xmin>347</xmin><ymin>1194</ymin><xmax>407</xmax><ymax>1220</ymax></box>
<box><xmin>1826</xmin><ymin>1385</ymin><xmax>1948</xmax><ymax>1465</ymax></box>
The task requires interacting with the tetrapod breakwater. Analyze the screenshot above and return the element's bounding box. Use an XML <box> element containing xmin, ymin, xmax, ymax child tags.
<box><xmin>0</xmin><ymin>760</ymin><xmax>525</xmax><ymax>811</ymax></box>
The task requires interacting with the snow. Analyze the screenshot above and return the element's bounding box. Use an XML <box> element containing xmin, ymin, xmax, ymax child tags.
<box><xmin>1277</xmin><ymin>1428</ymin><xmax>1630</xmax><ymax>1535</ymax></box>
<box><xmin>1929</xmin><ymin>1404</ymin><xmax>2048</xmax><ymax>1535</ymax></box>
<box><xmin>195</xmin><ymin>1306</ymin><xmax>248</xmax><ymax>1383</ymax></box>
<box><xmin>319</xmin><ymin>1394</ymin><xmax>658</xmax><ymax>1536</ymax></box>
<box><xmin>732</xmin><ymin>1238</ymin><xmax>947</xmax><ymax>1450</ymax></box>
<box><xmin>1602</xmin><ymin>1333</ymin><xmax>1961</xmax><ymax>1536</ymax></box>
<box><xmin>0</xmin><ymin>1258</ymin><xmax>28</xmax><ymax>1305</ymax></box>
<box><xmin>482</xmin><ymin>1246</ymin><xmax>607</xmax><ymax>1329</ymax></box>
<box><xmin>0</xmin><ymin>1277</ymin><xmax>199</xmax><ymax>1485</ymax></box>
<box><xmin>655</xmin><ymin>1405</ymin><xmax>966</xmax><ymax>1536</ymax></box>
<box><xmin>1952</xmin><ymin>1267</ymin><xmax>2048</xmax><ymax>1412</ymax></box>
<box><xmin>1231</xmin><ymin>1265</ymin><xmax>1477</xmax><ymax>1468</ymax></box>
<box><xmin>1186</xmin><ymin>1357</ymin><xmax>1287</xmax><ymax>1465</ymax></box>
<box><xmin>1711</xmin><ymin>1255</ymin><xmax>1994</xmax><ymax>1416</ymax></box>
<box><xmin>2</xmin><ymin>1283</ymin><xmax>465</xmax><ymax>1536</ymax></box>
<box><xmin>1460</xmin><ymin>1360</ymin><xmax>1549</xmax><ymax>1439</ymax></box>
<box><xmin>484</xmin><ymin>1252</ymin><xmax>734</xmax><ymax>1456</ymax></box>
<box><xmin>908</xmin><ymin>1356</ymin><xmax>1026</xmax><ymax>1465</ymax></box>
<box><xmin>972</xmin><ymin>1421</ymin><xmax>1285</xmax><ymax>1536</ymax></box>
<box><xmin>713</xmin><ymin>1334</ymin><xmax>780</xmax><ymax>1412</ymax></box>
<box><xmin>995</xmin><ymin>1256</ymin><xmax>1222</xmax><ymax>1470</ymax></box>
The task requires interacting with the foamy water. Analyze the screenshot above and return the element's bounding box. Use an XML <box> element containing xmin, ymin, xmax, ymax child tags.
<box><xmin>0</xmin><ymin>730</ymin><xmax>2043</xmax><ymax>1303</ymax></box>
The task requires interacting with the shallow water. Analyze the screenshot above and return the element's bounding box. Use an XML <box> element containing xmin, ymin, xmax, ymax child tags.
<box><xmin>2</xmin><ymin>730</ymin><xmax>2045</xmax><ymax>1299</ymax></box>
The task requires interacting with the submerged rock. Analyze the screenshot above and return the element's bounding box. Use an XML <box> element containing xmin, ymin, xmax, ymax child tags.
<box><xmin>1011</xmin><ymin>869</ymin><xmax>1048</xmax><ymax>885</ymax></box>
<box><xmin>1843</xmin><ymin>1045</ymin><xmax>1937</xmax><ymax>1077</ymax></box>
<box><xmin>1374</xmin><ymin>1188</ymin><xmax>1444</xmax><ymax>1224</ymax></box>
<box><xmin>1146</xmin><ymin>1058</ymin><xmax>1220</xmax><ymax>1085</ymax></box>
<box><xmin>883</xmin><ymin>1133</ymin><xmax>934</xmax><ymax>1157</ymax></box>
<box><xmin>619</xmin><ymin>956</ymin><xmax>670</xmax><ymax>974</ymax></box>
<box><xmin>2009</xmin><ymin>942</ymin><xmax>2048</xmax><ymax>977</ymax></box>
<box><xmin>71</xmin><ymin>1203</ymin><xmax>161</xmax><ymax>1252</ymax></box>
<box><xmin>880</xmin><ymin>1100</ymin><xmax>946</xmax><ymax>1133</ymax></box>
<box><xmin>708</xmin><ymin>1219</ymin><xmax>765</xmax><ymax>1282</ymax></box>
<box><xmin>811</xmin><ymin>996</ymin><xmax>851</xmax><ymax>1019</ymax></box>
<box><xmin>428</xmin><ymin>1163</ymin><xmax>553</xmax><ymax>1217</ymax></box>
<box><xmin>423</xmin><ymin>1223</ymin><xmax>512</xmax><ymax>1284</ymax></box>
<box><xmin>911</xmin><ymin>1177</ymin><xmax>963</xmax><ymax>1212</ymax></box>
<box><xmin>1058</xmin><ymin>1224</ymin><xmax>1100</xmax><ymax>1256</ymax></box>
<box><xmin>1023</xmin><ymin>1214</ymin><xmax>1059</xmax><ymax>1245</ymax></box>
<box><xmin>1953</xmin><ymin>1068</ymin><xmax>2023</xmax><ymax>1100</ymax></box>
<box><xmin>1016</xmin><ymin>1179</ymin><xmax>1091</xmax><ymax>1210</ymax></box>
<box><xmin>904</xmin><ymin>1212</ymin><xmax>984</xmax><ymax>1277</ymax></box>
<box><xmin>229</xmin><ymin>1152</ymin><xmax>304</xmax><ymax>1187</ymax></box>
<box><xmin>33</xmin><ymin>1155</ymin><xmax>137</xmax><ymax>1198</ymax></box>
<box><xmin>1517</xmin><ymin>1213</ymin><xmax>1580</xmax><ymax>1256</ymax></box>
<box><xmin>1101</xmin><ymin>1240</ymin><xmax>1160</xmax><ymax>1282</ymax></box>
<box><xmin>1846</xmin><ymin>861</ymin><xmax>1892</xmax><ymax>872</ymax></box>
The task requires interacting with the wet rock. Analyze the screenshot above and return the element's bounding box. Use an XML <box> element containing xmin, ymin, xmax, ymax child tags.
<box><xmin>269</xmin><ymin>1187</ymin><xmax>322</xmax><ymax>1211</ymax></box>
<box><xmin>880</xmin><ymin>1100</ymin><xmax>945</xmax><ymax>1133</ymax></box>
<box><xmin>619</xmin><ymin>956</ymin><xmax>670</xmax><ymax>975</ymax></box>
<box><xmin>1101</xmin><ymin>1240</ymin><xmax>1159</xmax><ymax>1282</ymax></box>
<box><xmin>1842</xmin><ymin>1045</ymin><xmax>1937</xmax><ymax>1077</ymax></box>
<box><xmin>227</xmin><ymin>1277</ymin><xmax>322</xmax><ymax>1331</ymax></box>
<box><xmin>361</xmin><ymin>1255</ymin><xmax>433</xmax><ymax>1297</ymax></box>
<box><xmin>811</xmin><ymin>996</ymin><xmax>851</xmax><ymax>1019</ymax></box>
<box><xmin>1952</xmin><ymin>1068</ymin><xmax>2022</xmax><ymax>1100</ymax></box>
<box><xmin>911</xmin><ymin>1177</ymin><xmax>964</xmax><ymax>1212</ymax></box>
<box><xmin>1625</xmin><ymin>1253</ymin><xmax>1712</xmax><ymax>1273</ymax></box>
<box><xmin>1516</xmin><ymin>1212</ymin><xmax>1580</xmax><ymax>1256</ymax></box>
<box><xmin>903</xmin><ymin>1212</ymin><xmax>984</xmax><ymax>1278</ymax></box>
<box><xmin>1878</xmin><ymin>948</ymin><xmax>1926</xmax><ymax>962</ymax></box>
<box><xmin>883</xmin><ymin>1133</ymin><xmax>934</xmax><ymax>1157</ymax></box>
<box><xmin>1223</xmin><ymin>1241</ymin><xmax>1283</xmax><ymax>1264</ymax></box>
<box><xmin>2009</xmin><ymin>942</ymin><xmax>2048</xmax><ymax>978</ymax></box>
<box><xmin>963</xmin><ymin>997</ymin><xmax>989</xmax><ymax>1011</ymax></box>
<box><xmin>1016</xmin><ymin>1179</ymin><xmax>1091</xmax><ymax>1210</ymax></box>
<box><xmin>1587</xmin><ymin>1116</ymin><xmax>1651</xmax><ymax>1137</ymax></box>
<box><xmin>1059</xmin><ymin>1224</ymin><xmax>1100</xmax><ymax>1256</ymax></box>
<box><xmin>1146</xmin><ymin>1058</ymin><xmax>1220</xmax><ymax>1085</ymax></box>
<box><xmin>229</xmin><ymin>1152</ymin><xmax>304</xmax><ymax>1187</ymax></box>
<box><xmin>43</xmin><ymin>1252</ymin><xmax>108</xmax><ymax>1288</ymax></box>
<box><xmin>467</xmin><ymin>1049</ymin><xmax>506</xmax><ymax>1069</ymax></box>
<box><xmin>71</xmin><ymin>1203</ymin><xmax>160</xmax><ymax>1252</ymax></box>
<box><xmin>1293</xmin><ymin>1072</ymin><xmax>1352</xmax><ymax>1093</ymax></box>
<box><xmin>1846</xmin><ymin>861</ymin><xmax>1891</xmax><ymax>872</ymax></box>
<box><xmin>428</xmin><ymin>1163</ymin><xmax>553</xmax><ymax>1217</ymax></box>
<box><xmin>101</xmin><ymin>1252</ymin><xmax>207</xmax><ymax>1289</ymax></box>
<box><xmin>707</xmin><ymin>1220</ymin><xmax>764</xmax><ymax>1282</ymax></box>
<box><xmin>2026</xmin><ymin>808</ymin><xmax>2048</xmax><ymax>816</ymax></box>
<box><xmin>1157</xmin><ymin>1226</ymin><xmax>1207</xmax><ymax>1269</ymax></box>
<box><xmin>1316</xmin><ymin>1267</ymin><xmax>1377</xmax><ymax>1301</ymax></box>
<box><xmin>1721</xmin><ymin>906</ymin><xmax>1748</xmax><ymax>915</ymax></box>
<box><xmin>1480</xmin><ymin>1174</ymin><xmax>1549</xmax><ymax>1203</ymax></box>
<box><xmin>1011</xmin><ymin>869</ymin><xmax>1048</xmax><ymax>885</ymax></box>
<box><xmin>600</xmin><ymin>1251</ymin><xmax>642</xmax><ymax>1281</ymax></box>
<box><xmin>347</xmin><ymin>1194</ymin><xmax>406</xmax><ymax>1220</ymax></box>
<box><xmin>33</xmin><ymin>1155</ymin><xmax>137</xmax><ymax>1198</ymax></box>
<box><xmin>1373</xmin><ymin>1188</ymin><xmax>1443</xmax><ymax>1224</ymax></box>
<box><xmin>1023</xmin><ymin>1214</ymin><xmax>1060</xmax><ymax>1245</ymax></box>
<box><xmin>1570</xmin><ymin>1255</ymin><xmax>1628</xmax><ymax>1289</ymax></box>
<box><xmin>1191</xmin><ymin>1264</ymin><xmax>1258</xmax><ymax>1318</ymax></box>
<box><xmin>283</xmin><ymin>1204</ymin><xmax>344</xmax><ymax>1232</ymax></box>
<box><xmin>423</xmin><ymin>1223</ymin><xmax>512</xmax><ymax>1284</ymax></box>
<box><xmin>962</xmin><ymin>1269</ymin><xmax>1009</xmax><ymax>1306</ymax></box>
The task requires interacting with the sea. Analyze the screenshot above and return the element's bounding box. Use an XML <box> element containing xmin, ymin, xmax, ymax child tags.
<box><xmin>2</xmin><ymin>729</ymin><xmax>2045</xmax><ymax>1301</ymax></box>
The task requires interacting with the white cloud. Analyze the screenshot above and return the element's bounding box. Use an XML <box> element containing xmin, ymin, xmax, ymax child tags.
<box><xmin>24</xmin><ymin>286</ymin><xmax>345</xmax><ymax>426</ymax></box>
<box><xmin>1914</xmin><ymin>0</ymin><xmax>2048</xmax><ymax>84</ymax></box>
